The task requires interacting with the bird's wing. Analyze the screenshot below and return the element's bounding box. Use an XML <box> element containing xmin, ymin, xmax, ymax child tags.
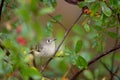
<box><xmin>35</xmin><ymin>44</ymin><xmax>43</xmax><ymax>52</ymax></box>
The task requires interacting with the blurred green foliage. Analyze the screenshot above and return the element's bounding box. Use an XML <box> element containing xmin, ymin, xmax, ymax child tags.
<box><xmin>0</xmin><ymin>0</ymin><xmax>120</xmax><ymax>80</ymax></box>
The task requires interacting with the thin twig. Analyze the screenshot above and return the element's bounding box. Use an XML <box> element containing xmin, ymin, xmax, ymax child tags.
<box><xmin>0</xmin><ymin>0</ymin><xmax>5</xmax><ymax>20</ymax></box>
<box><xmin>70</xmin><ymin>44</ymin><xmax>120</xmax><ymax>80</ymax></box>
<box><xmin>41</xmin><ymin>11</ymin><xmax>83</xmax><ymax>73</ymax></box>
<box><xmin>29</xmin><ymin>51</ymin><xmax>37</xmax><ymax>68</ymax></box>
<box><xmin>33</xmin><ymin>56</ymin><xmax>37</xmax><ymax>68</ymax></box>
<box><xmin>117</xmin><ymin>14</ymin><xmax>120</xmax><ymax>23</ymax></box>
<box><xmin>110</xmin><ymin>13</ymin><xmax>120</xmax><ymax>79</ymax></box>
<box><xmin>100</xmin><ymin>61</ymin><xmax>120</xmax><ymax>80</ymax></box>
<box><xmin>111</xmin><ymin>27</ymin><xmax>119</xmax><ymax>80</ymax></box>
<box><xmin>48</xmin><ymin>14</ymin><xmax>67</xmax><ymax>31</ymax></box>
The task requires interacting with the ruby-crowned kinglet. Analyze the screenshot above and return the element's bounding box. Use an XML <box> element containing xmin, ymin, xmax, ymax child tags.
<box><xmin>32</xmin><ymin>37</ymin><xmax>56</xmax><ymax>57</ymax></box>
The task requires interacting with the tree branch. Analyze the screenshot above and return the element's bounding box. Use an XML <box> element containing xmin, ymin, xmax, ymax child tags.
<box><xmin>41</xmin><ymin>11</ymin><xmax>83</xmax><ymax>73</ymax></box>
<box><xmin>117</xmin><ymin>14</ymin><xmax>120</xmax><ymax>23</ymax></box>
<box><xmin>110</xmin><ymin>13</ymin><xmax>120</xmax><ymax>79</ymax></box>
<box><xmin>70</xmin><ymin>44</ymin><xmax>120</xmax><ymax>80</ymax></box>
<box><xmin>100</xmin><ymin>61</ymin><xmax>120</xmax><ymax>80</ymax></box>
<box><xmin>111</xmin><ymin>27</ymin><xmax>119</xmax><ymax>80</ymax></box>
<box><xmin>0</xmin><ymin>0</ymin><xmax>5</xmax><ymax>20</ymax></box>
<box><xmin>48</xmin><ymin>14</ymin><xmax>67</xmax><ymax>31</ymax></box>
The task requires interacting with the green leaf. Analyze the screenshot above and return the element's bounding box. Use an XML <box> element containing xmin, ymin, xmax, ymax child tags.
<box><xmin>73</xmin><ymin>24</ymin><xmax>85</xmax><ymax>36</ymax></box>
<box><xmin>50</xmin><ymin>15</ymin><xmax>63</xmax><ymax>23</ymax></box>
<box><xmin>75</xmin><ymin>40</ymin><xmax>83</xmax><ymax>53</ymax></box>
<box><xmin>58</xmin><ymin>60</ymin><xmax>68</xmax><ymax>72</ymax></box>
<box><xmin>30</xmin><ymin>0</ymin><xmax>39</xmax><ymax>11</ymax></box>
<box><xmin>50</xmin><ymin>0</ymin><xmax>57</xmax><ymax>8</ymax></box>
<box><xmin>65</xmin><ymin>47</ymin><xmax>73</xmax><ymax>54</ymax></box>
<box><xmin>21</xmin><ymin>65</ymin><xmax>42</xmax><ymax>79</ymax></box>
<box><xmin>20</xmin><ymin>65</ymin><xmax>30</xmax><ymax>79</ymax></box>
<box><xmin>76</xmin><ymin>56</ymin><xmax>87</xmax><ymax>69</ymax></box>
<box><xmin>1</xmin><ymin>28</ymin><xmax>9</xmax><ymax>33</ymax></box>
<box><xmin>29</xmin><ymin>67</ymin><xmax>42</xmax><ymax>79</ymax></box>
<box><xmin>8</xmin><ymin>77</ymin><xmax>19</xmax><ymax>80</ymax></box>
<box><xmin>0</xmin><ymin>49</ymin><xmax>5</xmax><ymax>60</ymax></box>
<box><xmin>83</xmin><ymin>70</ymin><xmax>94</xmax><ymax>80</ymax></box>
<box><xmin>94</xmin><ymin>69</ymin><xmax>99</xmax><ymax>80</ymax></box>
<box><xmin>109</xmin><ymin>0</ymin><xmax>119</xmax><ymax>8</ymax></box>
<box><xmin>78</xmin><ymin>2</ymin><xmax>88</xmax><ymax>8</ymax></box>
<box><xmin>107</xmin><ymin>32</ymin><xmax>118</xmax><ymax>38</ymax></box>
<box><xmin>90</xmin><ymin>2</ymin><xmax>100</xmax><ymax>15</ymax></box>
<box><xmin>85</xmin><ymin>0</ymin><xmax>95</xmax><ymax>3</ymax></box>
<box><xmin>84</xmin><ymin>24</ymin><xmax>90</xmax><ymax>32</ymax></box>
<box><xmin>41</xmin><ymin>0</ymin><xmax>57</xmax><ymax>8</ymax></box>
<box><xmin>16</xmin><ymin>8</ymin><xmax>31</xmax><ymax>22</ymax></box>
<box><xmin>70</xmin><ymin>54</ymin><xmax>76</xmax><ymax>65</ymax></box>
<box><xmin>39</xmin><ymin>7</ymin><xmax>54</xmax><ymax>15</ymax></box>
<box><xmin>45</xmin><ymin>21</ymin><xmax>53</xmax><ymax>36</ymax></box>
<box><xmin>101</xmin><ymin>2</ymin><xmax>112</xmax><ymax>17</ymax></box>
<box><xmin>0</xmin><ymin>50</ymin><xmax>6</xmax><ymax>74</ymax></box>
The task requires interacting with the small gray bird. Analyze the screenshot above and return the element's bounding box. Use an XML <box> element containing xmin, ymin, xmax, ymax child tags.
<box><xmin>33</xmin><ymin>37</ymin><xmax>56</xmax><ymax>57</ymax></box>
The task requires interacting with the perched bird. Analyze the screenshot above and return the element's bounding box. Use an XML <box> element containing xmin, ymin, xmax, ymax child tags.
<box><xmin>32</xmin><ymin>37</ymin><xmax>56</xmax><ymax>57</ymax></box>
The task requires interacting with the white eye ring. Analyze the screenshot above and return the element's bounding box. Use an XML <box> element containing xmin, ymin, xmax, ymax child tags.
<box><xmin>46</xmin><ymin>39</ymin><xmax>51</xmax><ymax>43</ymax></box>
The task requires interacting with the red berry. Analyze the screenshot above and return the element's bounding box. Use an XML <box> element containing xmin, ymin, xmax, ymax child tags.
<box><xmin>17</xmin><ymin>36</ymin><xmax>27</xmax><ymax>46</ymax></box>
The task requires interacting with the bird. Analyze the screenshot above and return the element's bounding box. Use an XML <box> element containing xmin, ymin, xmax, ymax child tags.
<box><xmin>32</xmin><ymin>37</ymin><xmax>56</xmax><ymax>57</ymax></box>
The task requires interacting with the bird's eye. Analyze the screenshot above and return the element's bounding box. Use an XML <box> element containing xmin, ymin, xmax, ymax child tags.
<box><xmin>46</xmin><ymin>39</ymin><xmax>51</xmax><ymax>43</ymax></box>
